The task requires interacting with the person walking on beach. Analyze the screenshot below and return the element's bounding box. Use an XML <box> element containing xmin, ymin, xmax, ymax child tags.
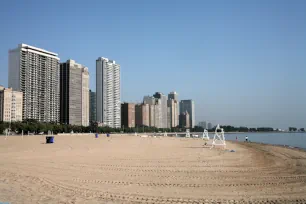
<box><xmin>245</xmin><ymin>135</ymin><xmax>248</xmax><ymax>142</ymax></box>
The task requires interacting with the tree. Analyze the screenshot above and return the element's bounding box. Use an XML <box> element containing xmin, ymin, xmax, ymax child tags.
<box><xmin>299</xmin><ymin>128</ymin><xmax>305</xmax><ymax>132</ymax></box>
<box><xmin>0</xmin><ymin>123</ymin><xmax>5</xmax><ymax>134</ymax></box>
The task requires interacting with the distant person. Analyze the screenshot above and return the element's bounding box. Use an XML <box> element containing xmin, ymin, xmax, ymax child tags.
<box><xmin>245</xmin><ymin>136</ymin><xmax>248</xmax><ymax>142</ymax></box>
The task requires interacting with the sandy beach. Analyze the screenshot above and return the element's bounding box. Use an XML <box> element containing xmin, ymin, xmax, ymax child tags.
<box><xmin>1</xmin><ymin>135</ymin><xmax>306</xmax><ymax>204</ymax></box>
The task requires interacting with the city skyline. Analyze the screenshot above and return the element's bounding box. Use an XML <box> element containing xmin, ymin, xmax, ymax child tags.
<box><xmin>0</xmin><ymin>1</ymin><xmax>306</xmax><ymax>129</ymax></box>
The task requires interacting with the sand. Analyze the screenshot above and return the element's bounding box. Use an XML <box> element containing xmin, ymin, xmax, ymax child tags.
<box><xmin>1</xmin><ymin>134</ymin><xmax>306</xmax><ymax>204</ymax></box>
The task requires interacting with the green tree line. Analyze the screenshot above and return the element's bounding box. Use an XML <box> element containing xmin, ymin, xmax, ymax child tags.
<box><xmin>1</xmin><ymin>120</ymin><xmax>304</xmax><ymax>135</ymax></box>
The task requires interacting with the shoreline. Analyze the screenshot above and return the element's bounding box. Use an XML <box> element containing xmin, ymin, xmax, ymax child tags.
<box><xmin>228</xmin><ymin>140</ymin><xmax>306</xmax><ymax>152</ymax></box>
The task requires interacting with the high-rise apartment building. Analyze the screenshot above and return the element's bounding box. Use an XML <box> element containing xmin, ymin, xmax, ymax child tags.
<box><xmin>148</xmin><ymin>104</ymin><xmax>155</xmax><ymax>127</ymax></box>
<box><xmin>143</xmin><ymin>96</ymin><xmax>161</xmax><ymax>128</ymax></box>
<box><xmin>208</xmin><ymin>122</ymin><xmax>212</xmax><ymax>130</ymax></box>
<box><xmin>96</xmin><ymin>57</ymin><xmax>121</xmax><ymax>128</ymax></box>
<box><xmin>167</xmin><ymin>99</ymin><xmax>179</xmax><ymax>128</ymax></box>
<box><xmin>60</xmin><ymin>60</ymin><xmax>89</xmax><ymax>126</ymax></box>
<box><xmin>121</xmin><ymin>103</ymin><xmax>135</xmax><ymax>128</ymax></box>
<box><xmin>89</xmin><ymin>90</ymin><xmax>96</xmax><ymax>123</ymax></box>
<box><xmin>168</xmin><ymin>91</ymin><xmax>178</xmax><ymax>101</ymax></box>
<box><xmin>179</xmin><ymin>100</ymin><xmax>195</xmax><ymax>128</ymax></box>
<box><xmin>153</xmin><ymin>92</ymin><xmax>167</xmax><ymax>128</ymax></box>
<box><xmin>0</xmin><ymin>86</ymin><xmax>23</xmax><ymax>122</ymax></box>
<box><xmin>167</xmin><ymin>91</ymin><xmax>179</xmax><ymax>128</ymax></box>
<box><xmin>135</xmin><ymin>104</ymin><xmax>149</xmax><ymax>127</ymax></box>
<box><xmin>198</xmin><ymin>121</ymin><xmax>207</xmax><ymax>129</ymax></box>
<box><xmin>8</xmin><ymin>44</ymin><xmax>60</xmax><ymax>122</ymax></box>
<box><xmin>179</xmin><ymin>111</ymin><xmax>190</xmax><ymax>128</ymax></box>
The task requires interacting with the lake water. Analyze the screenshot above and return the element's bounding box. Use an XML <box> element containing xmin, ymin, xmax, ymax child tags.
<box><xmin>207</xmin><ymin>132</ymin><xmax>306</xmax><ymax>149</ymax></box>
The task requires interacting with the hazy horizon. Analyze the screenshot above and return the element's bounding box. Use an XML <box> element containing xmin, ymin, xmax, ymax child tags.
<box><xmin>0</xmin><ymin>0</ymin><xmax>305</xmax><ymax>129</ymax></box>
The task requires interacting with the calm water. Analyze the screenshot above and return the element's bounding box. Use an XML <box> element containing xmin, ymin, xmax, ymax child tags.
<box><xmin>207</xmin><ymin>132</ymin><xmax>306</xmax><ymax>149</ymax></box>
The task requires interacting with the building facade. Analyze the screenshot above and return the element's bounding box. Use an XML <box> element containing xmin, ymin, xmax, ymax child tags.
<box><xmin>179</xmin><ymin>111</ymin><xmax>190</xmax><ymax>128</ymax></box>
<box><xmin>135</xmin><ymin>104</ymin><xmax>149</xmax><ymax>127</ymax></box>
<box><xmin>89</xmin><ymin>90</ymin><xmax>96</xmax><ymax>123</ymax></box>
<box><xmin>208</xmin><ymin>122</ymin><xmax>212</xmax><ymax>130</ymax></box>
<box><xmin>0</xmin><ymin>86</ymin><xmax>23</xmax><ymax>122</ymax></box>
<box><xmin>148</xmin><ymin>104</ymin><xmax>155</xmax><ymax>127</ymax></box>
<box><xmin>143</xmin><ymin>96</ymin><xmax>161</xmax><ymax>128</ymax></box>
<box><xmin>153</xmin><ymin>92</ymin><xmax>167</xmax><ymax>128</ymax></box>
<box><xmin>168</xmin><ymin>91</ymin><xmax>178</xmax><ymax>101</ymax></box>
<box><xmin>96</xmin><ymin>57</ymin><xmax>121</xmax><ymax>128</ymax></box>
<box><xmin>179</xmin><ymin>100</ymin><xmax>195</xmax><ymax>128</ymax></box>
<box><xmin>167</xmin><ymin>91</ymin><xmax>179</xmax><ymax>128</ymax></box>
<box><xmin>60</xmin><ymin>59</ymin><xmax>89</xmax><ymax>126</ymax></box>
<box><xmin>198</xmin><ymin>121</ymin><xmax>207</xmax><ymax>129</ymax></box>
<box><xmin>9</xmin><ymin>44</ymin><xmax>60</xmax><ymax>122</ymax></box>
<box><xmin>121</xmin><ymin>103</ymin><xmax>135</xmax><ymax>128</ymax></box>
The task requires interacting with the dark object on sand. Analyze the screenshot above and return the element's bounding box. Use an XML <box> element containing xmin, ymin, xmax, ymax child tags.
<box><xmin>46</xmin><ymin>136</ymin><xmax>54</xmax><ymax>144</ymax></box>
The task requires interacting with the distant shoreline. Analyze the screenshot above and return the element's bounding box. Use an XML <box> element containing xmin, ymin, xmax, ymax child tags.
<box><xmin>206</xmin><ymin>131</ymin><xmax>305</xmax><ymax>134</ymax></box>
<box><xmin>231</xmin><ymin>140</ymin><xmax>306</xmax><ymax>152</ymax></box>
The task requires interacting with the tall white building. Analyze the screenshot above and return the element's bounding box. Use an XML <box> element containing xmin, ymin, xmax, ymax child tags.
<box><xmin>60</xmin><ymin>60</ymin><xmax>89</xmax><ymax>126</ymax></box>
<box><xmin>0</xmin><ymin>86</ymin><xmax>23</xmax><ymax>122</ymax></box>
<box><xmin>8</xmin><ymin>44</ymin><xmax>60</xmax><ymax>122</ymax></box>
<box><xmin>153</xmin><ymin>92</ymin><xmax>168</xmax><ymax>128</ymax></box>
<box><xmin>96</xmin><ymin>57</ymin><xmax>121</xmax><ymax>128</ymax></box>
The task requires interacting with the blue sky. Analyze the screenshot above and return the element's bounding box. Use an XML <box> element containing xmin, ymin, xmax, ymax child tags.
<box><xmin>0</xmin><ymin>0</ymin><xmax>305</xmax><ymax>129</ymax></box>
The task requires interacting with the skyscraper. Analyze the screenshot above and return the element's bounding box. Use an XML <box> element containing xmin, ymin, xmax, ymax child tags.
<box><xmin>198</xmin><ymin>121</ymin><xmax>207</xmax><ymax>129</ymax></box>
<box><xmin>208</xmin><ymin>122</ymin><xmax>212</xmax><ymax>130</ymax></box>
<box><xmin>89</xmin><ymin>90</ymin><xmax>96</xmax><ymax>123</ymax></box>
<box><xmin>168</xmin><ymin>91</ymin><xmax>178</xmax><ymax>101</ymax></box>
<box><xmin>148</xmin><ymin>104</ymin><xmax>155</xmax><ymax>127</ymax></box>
<box><xmin>60</xmin><ymin>59</ymin><xmax>89</xmax><ymax>126</ymax></box>
<box><xmin>9</xmin><ymin>44</ymin><xmax>59</xmax><ymax>122</ymax></box>
<box><xmin>121</xmin><ymin>103</ymin><xmax>135</xmax><ymax>128</ymax></box>
<box><xmin>179</xmin><ymin>111</ymin><xmax>190</xmax><ymax>128</ymax></box>
<box><xmin>167</xmin><ymin>91</ymin><xmax>179</xmax><ymax>128</ymax></box>
<box><xmin>96</xmin><ymin>57</ymin><xmax>121</xmax><ymax>128</ymax></box>
<box><xmin>135</xmin><ymin>104</ymin><xmax>149</xmax><ymax>127</ymax></box>
<box><xmin>0</xmin><ymin>86</ymin><xmax>23</xmax><ymax>122</ymax></box>
<box><xmin>153</xmin><ymin>92</ymin><xmax>167</xmax><ymax>128</ymax></box>
<box><xmin>179</xmin><ymin>100</ymin><xmax>195</xmax><ymax>128</ymax></box>
<box><xmin>143</xmin><ymin>95</ymin><xmax>161</xmax><ymax>128</ymax></box>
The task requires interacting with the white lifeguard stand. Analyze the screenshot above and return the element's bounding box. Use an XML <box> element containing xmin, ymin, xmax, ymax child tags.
<box><xmin>202</xmin><ymin>129</ymin><xmax>209</xmax><ymax>141</ymax></box>
<box><xmin>164</xmin><ymin>131</ymin><xmax>167</xmax><ymax>137</ymax></box>
<box><xmin>211</xmin><ymin>124</ymin><xmax>226</xmax><ymax>149</ymax></box>
<box><xmin>135</xmin><ymin>132</ymin><xmax>138</xmax><ymax>136</ymax></box>
<box><xmin>186</xmin><ymin>129</ymin><xmax>190</xmax><ymax>138</ymax></box>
